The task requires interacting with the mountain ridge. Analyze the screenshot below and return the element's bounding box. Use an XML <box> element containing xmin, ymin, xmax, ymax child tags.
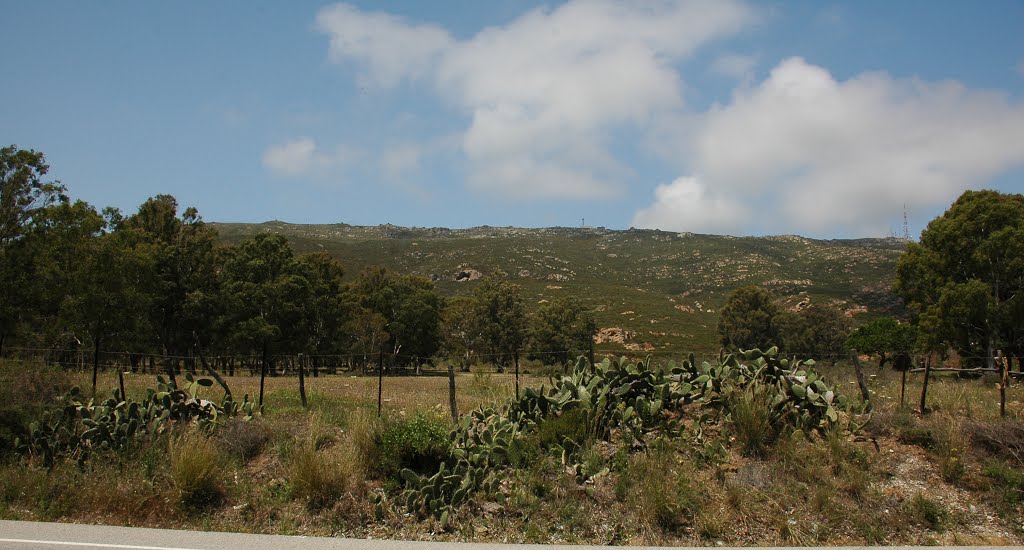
<box><xmin>211</xmin><ymin>221</ymin><xmax>908</xmax><ymax>353</ymax></box>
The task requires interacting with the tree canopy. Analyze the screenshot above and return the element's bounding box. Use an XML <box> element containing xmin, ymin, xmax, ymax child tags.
<box><xmin>718</xmin><ymin>286</ymin><xmax>780</xmax><ymax>351</ymax></box>
<box><xmin>895</xmin><ymin>190</ymin><xmax>1024</xmax><ymax>366</ymax></box>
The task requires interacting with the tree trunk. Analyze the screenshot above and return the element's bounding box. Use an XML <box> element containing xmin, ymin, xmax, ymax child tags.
<box><xmin>878</xmin><ymin>352</ymin><xmax>888</xmax><ymax>370</ymax></box>
<box><xmin>298</xmin><ymin>354</ymin><xmax>307</xmax><ymax>408</ymax></box>
<box><xmin>258</xmin><ymin>341</ymin><xmax>268</xmax><ymax>410</ymax></box>
<box><xmin>91</xmin><ymin>335</ymin><xmax>101</xmax><ymax>398</ymax></box>
<box><xmin>447</xmin><ymin>361</ymin><xmax>458</xmax><ymax>422</ymax></box>
<box><xmin>850</xmin><ymin>350</ymin><xmax>871</xmax><ymax>410</ymax></box>
<box><xmin>164</xmin><ymin>353</ymin><xmax>178</xmax><ymax>389</ymax></box>
<box><xmin>0</xmin><ymin>331</ymin><xmax>6</xmax><ymax>357</ymax></box>
<box><xmin>194</xmin><ymin>333</ymin><xmax>231</xmax><ymax>401</ymax></box>
<box><xmin>313</xmin><ymin>356</ymin><xmax>320</xmax><ymax>378</ymax></box>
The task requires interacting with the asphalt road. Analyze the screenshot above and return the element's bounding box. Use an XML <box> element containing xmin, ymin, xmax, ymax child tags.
<box><xmin>0</xmin><ymin>521</ymin><xmax>1019</xmax><ymax>550</ymax></box>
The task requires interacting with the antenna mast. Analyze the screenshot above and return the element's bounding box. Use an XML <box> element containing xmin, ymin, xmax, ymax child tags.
<box><xmin>902</xmin><ymin>204</ymin><xmax>910</xmax><ymax>242</ymax></box>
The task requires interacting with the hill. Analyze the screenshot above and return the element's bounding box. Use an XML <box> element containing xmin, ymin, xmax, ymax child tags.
<box><xmin>212</xmin><ymin>221</ymin><xmax>908</xmax><ymax>354</ymax></box>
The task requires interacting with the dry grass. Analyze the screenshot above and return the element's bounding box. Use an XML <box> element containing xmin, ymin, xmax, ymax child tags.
<box><xmin>4</xmin><ymin>359</ymin><xmax>1024</xmax><ymax>545</ymax></box>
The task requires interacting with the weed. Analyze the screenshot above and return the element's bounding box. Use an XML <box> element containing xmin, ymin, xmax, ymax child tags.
<box><xmin>373</xmin><ymin>413</ymin><xmax>452</xmax><ymax>480</ymax></box>
<box><xmin>982</xmin><ymin>460</ymin><xmax>1024</xmax><ymax>511</ymax></box>
<box><xmin>907</xmin><ymin>492</ymin><xmax>947</xmax><ymax>531</ymax></box>
<box><xmin>619</xmin><ymin>446</ymin><xmax>700</xmax><ymax>532</ymax></box>
<box><xmin>728</xmin><ymin>382</ymin><xmax>781</xmax><ymax>457</ymax></box>
<box><xmin>286</xmin><ymin>441</ymin><xmax>345</xmax><ymax>510</ymax></box>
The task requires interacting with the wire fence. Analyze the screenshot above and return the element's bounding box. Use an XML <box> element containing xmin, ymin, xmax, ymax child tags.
<box><xmin>1</xmin><ymin>345</ymin><xmax>1018</xmax><ymax>376</ymax></box>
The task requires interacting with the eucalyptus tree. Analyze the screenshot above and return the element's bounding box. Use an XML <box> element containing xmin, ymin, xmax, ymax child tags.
<box><xmin>222</xmin><ymin>233</ymin><xmax>311</xmax><ymax>407</ymax></box>
<box><xmin>896</xmin><ymin>190</ymin><xmax>1024</xmax><ymax>369</ymax></box>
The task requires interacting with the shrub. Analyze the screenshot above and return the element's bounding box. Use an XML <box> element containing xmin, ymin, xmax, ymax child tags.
<box><xmin>216</xmin><ymin>418</ymin><xmax>272</xmax><ymax>463</ymax></box>
<box><xmin>373</xmin><ymin>413</ymin><xmax>452</xmax><ymax>480</ymax></box>
<box><xmin>0</xmin><ymin>361</ymin><xmax>72</xmax><ymax>458</ymax></box>
<box><xmin>169</xmin><ymin>429</ymin><xmax>225</xmax><ymax>510</ymax></box>
<box><xmin>535</xmin><ymin>407</ymin><xmax>591</xmax><ymax>451</ymax></box>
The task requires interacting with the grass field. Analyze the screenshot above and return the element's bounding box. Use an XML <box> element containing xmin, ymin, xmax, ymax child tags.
<box><xmin>2</xmin><ymin>359</ymin><xmax>1023</xmax><ymax>546</ymax></box>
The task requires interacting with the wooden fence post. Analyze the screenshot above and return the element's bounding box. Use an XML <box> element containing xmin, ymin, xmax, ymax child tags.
<box><xmin>298</xmin><ymin>353</ymin><xmax>307</xmax><ymax>409</ymax></box>
<box><xmin>999</xmin><ymin>350</ymin><xmax>1007</xmax><ymax>417</ymax></box>
<box><xmin>377</xmin><ymin>347</ymin><xmax>384</xmax><ymax>418</ymax></box>
<box><xmin>850</xmin><ymin>350</ymin><xmax>871</xmax><ymax>410</ymax></box>
<box><xmin>920</xmin><ymin>356</ymin><xmax>932</xmax><ymax>415</ymax></box>
<box><xmin>900</xmin><ymin>368</ymin><xmax>907</xmax><ymax>410</ymax></box>
<box><xmin>117</xmin><ymin>368</ymin><xmax>126</xmax><ymax>402</ymax></box>
<box><xmin>447</xmin><ymin>361</ymin><xmax>458</xmax><ymax>423</ymax></box>
<box><xmin>514</xmin><ymin>351</ymin><xmax>520</xmax><ymax>399</ymax></box>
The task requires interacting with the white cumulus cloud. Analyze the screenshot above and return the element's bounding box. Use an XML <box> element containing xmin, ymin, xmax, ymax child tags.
<box><xmin>262</xmin><ymin>137</ymin><xmax>360</xmax><ymax>181</ymax></box>
<box><xmin>634</xmin><ymin>57</ymin><xmax>1024</xmax><ymax>235</ymax></box>
<box><xmin>316</xmin><ymin>0</ymin><xmax>755</xmax><ymax>199</ymax></box>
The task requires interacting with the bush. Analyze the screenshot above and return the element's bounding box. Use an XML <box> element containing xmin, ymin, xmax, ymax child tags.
<box><xmin>216</xmin><ymin>418</ymin><xmax>272</xmax><ymax>463</ymax></box>
<box><xmin>373</xmin><ymin>413</ymin><xmax>452</xmax><ymax>480</ymax></box>
<box><xmin>0</xmin><ymin>361</ymin><xmax>72</xmax><ymax>458</ymax></box>
<box><xmin>169</xmin><ymin>429</ymin><xmax>225</xmax><ymax>510</ymax></box>
<box><xmin>535</xmin><ymin>407</ymin><xmax>591</xmax><ymax>451</ymax></box>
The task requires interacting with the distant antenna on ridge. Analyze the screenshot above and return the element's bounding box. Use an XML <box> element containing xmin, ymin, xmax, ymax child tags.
<box><xmin>902</xmin><ymin>204</ymin><xmax>910</xmax><ymax>242</ymax></box>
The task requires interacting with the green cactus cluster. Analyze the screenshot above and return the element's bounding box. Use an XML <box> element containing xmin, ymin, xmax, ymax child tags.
<box><xmin>396</xmin><ymin>347</ymin><xmax>844</xmax><ymax>523</ymax></box>
<box><xmin>15</xmin><ymin>373</ymin><xmax>254</xmax><ymax>466</ymax></box>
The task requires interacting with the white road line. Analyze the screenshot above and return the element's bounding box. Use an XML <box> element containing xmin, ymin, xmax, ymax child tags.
<box><xmin>0</xmin><ymin>538</ymin><xmax>205</xmax><ymax>550</ymax></box>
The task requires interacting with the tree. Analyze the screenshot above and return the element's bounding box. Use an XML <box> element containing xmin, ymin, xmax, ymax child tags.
<box><xmin>844</xmin><ymin>317</ymin><xmax>916</xmax><ymax>369</ymax></box>
<box><xmin>717</xmin><ymin>286</ymin><xmax>779</xmax><ymax>351</ymax></box>
<box><xmin>348</xmin><ymin>268</ymin><xmax>443</xmax><ymax>367</ymax></box>
<box><xmin>441</xmin><ymin>296</ymin><xmax>482</xmax><ymax>371</ymax></box>
<box><xmin>0</xmin><ymin>145</ymin><xmax>67</xmax><ymax>353</ymax></box>
<box><xmin>223</xmin><ymin>233</ymin><xmax>311</xmax><ymax>406</ymax></box>
<box><xmin>895</xmin><ymin>190</ymin><xmax>1024</xmax><ymax>369</ymax></box>
<box><xmin>61</xmin><ymin>225</ymin><xmax>152</xmax><ymax>395</ymax></box>
<box><xmin>776</xmin><ymin>303</ymin><xmax>851</xmax><ymax>363</ymax></box>
<box><xmin>527</xmin><ymin>296</ymin><xmax>597</xmax><ymax>366</ymax></box>
<box><xmin>296</xmin><ymin>252</ymin><xmax>347</xmax><ymax>374</ymax></box>
<box><xmin>472</xmin><ymin>278</ymin><xmax>527</xmax><ymax>371</ymax></box>
<box><xmin>0</xmin><ymin>145</ymin><xmax>67</xmax><ymax>246</ymax></box>
<box><xmin>122</xmin><ymin>195</ymin><xmax>220</xmax><ymax>380</ymax></box>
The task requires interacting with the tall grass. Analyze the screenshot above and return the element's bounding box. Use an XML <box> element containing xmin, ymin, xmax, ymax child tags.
<box><xmin>169</xmin><ymin>428</ymin><xmax>225</xmax><ymax>510</ymax></box>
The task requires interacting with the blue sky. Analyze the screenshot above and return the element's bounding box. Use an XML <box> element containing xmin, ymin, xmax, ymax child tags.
<box><xmin>3</xmin><ymin>1</ymin><xmax>1023</xmax><ymax>238</ymax></box>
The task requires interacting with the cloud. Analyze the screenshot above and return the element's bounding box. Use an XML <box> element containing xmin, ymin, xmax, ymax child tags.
<box><xmin>631</xmin><ymin>177</ymin><xmax>746</xmax><ymax>234</ymax></box>
<box><xmin>710</xmin><ymin>53</ymin><xmax>757</xmax><ymax>79</ymax></box>
<box><xmin>379</xmin><ymin>144</ymin><xmax>421</xmax><ymax>180</ymax></box>
<box><xmin>315</xmin><ymin>4</ymin><xmax>452</xmax><ymax>88</ymax></box>
<box><xmin>262</xmin><ymin>137</ymin><xmax>360</xmax><ymax>180</ymax></box>
<box><xmin>633</xmin><ymin>57</ymin><xmax>1024</xmax><ymax>235</ymax></box>
<box><xmin>317</xmin><ymin>0</ymin><xmax>755</xmax><ymax>199</ymax></box>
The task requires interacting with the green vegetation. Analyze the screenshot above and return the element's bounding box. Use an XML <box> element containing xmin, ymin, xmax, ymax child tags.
<box><xmin>3</xmin><ymin>145</ymin><xmax>1023</xmax><ymax>545</ymax></box>
<box><xmin>897</xmin><ymin>189</ymin><xmax>1024</xmax><ymax>368</ymax></box>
